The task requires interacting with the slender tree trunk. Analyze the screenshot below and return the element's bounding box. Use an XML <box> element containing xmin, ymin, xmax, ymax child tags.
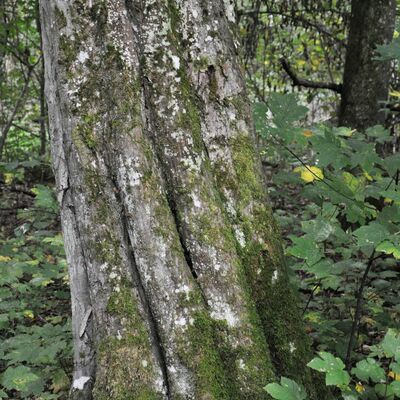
<box><xmin>339</xmin><ymin>0</ymin><xmax>396</xmax><ymax>130</ymax></box>
<box><xmin>39</xmin><ymin>1</ymin><xmax>328</xmax><ymax>399</ymax></box>
<box><xmin>36</xmin><ymin>0</ymin><xmax>47</xmax><ymax>157</ymax></box>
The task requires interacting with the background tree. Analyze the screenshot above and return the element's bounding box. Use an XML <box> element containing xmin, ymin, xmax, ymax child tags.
<box><xmin>0</xmin><ymin>0</ymin><xmax>46</xmax><ymax>161</ymax></box>
<box><xmin>237</xmin><ymin>0</ymin><xmax>397</xmax><ymax>131</ymax></box>
<box><xmin>338</xmin><ymin>0</ymin><xmax>396</xmax><ymax>130</ymax></box>
<box><xmin>39</xmin><ymin>0</ymin><xmax>329</xmax><ymax>399</ymax></box>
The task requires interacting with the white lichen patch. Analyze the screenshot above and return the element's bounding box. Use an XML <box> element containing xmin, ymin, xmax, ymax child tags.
<box><xmin>73</xmin><ymin>376</ymin><xmax>91</xmax><ymax>390</ymax></box>
<box><xmin>234</xmin><ymin>228</ymin><xmax>246</xmax><ymax>248</ymax></box>
<box><xmin>170</xmin><ymin>54</ymin><xmax>180</xmax><ymax>70</ymax></box>
<box><xmin>223</xmin><ymin>0</ymin><xmax>236</xmax><ymax>23</ymax></box>
<box><xmin>289</xmin><ymin>342</ymin><xmax>297</xmax><ymax>353</ymax></box>
<box><xmin>210</xmin><ymin>301</ymin><xmax>238</xmax><ymax>327</ymax></box>
<box><xmin>191</xmin><ymin>193</ymin><xmax>202</xmax><ymax>208</ymax></box>
<box><xmin>271</xmin><ymin>270</ymin><xmax>279</xmax><ymax>283</ymax></box>
<box><xmin>106</xmin><ymin>1</ymin><xmax>137</xmax><ymax>69</ymax></box>
<box><xmin>176</xmin><ymin>316</ymin><xmax>187</xmax><ymax>326</ymax></box>
<box><xmin>77</xmin><ymin>50</ymin><xmax>89</xmax><ymax>64</ymax></box>
<box><xmin>174</xmin><ymin>284</ymin><xmax>191</xmax><ymax>299</ymax></box>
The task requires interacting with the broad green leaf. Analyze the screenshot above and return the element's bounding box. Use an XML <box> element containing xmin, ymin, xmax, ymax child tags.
<box><xmin>264</xmin><ymin>377</ymin><xmax>308</xmax><ymax>400</ymax></box>
<box><xmin>325</xmin><ymin>369</ymin><xmax>350</xmax><ymax>387</ymax></box>
<box><xmin>380</xmin><ymin>190</ymin><xmax>400</xmax><ymax>203</ymax></box>
<box><xmin>307</xmin><ymin>352</ymin><xmax>350</xmax><ymax>387</ymax></box>
<box><xmin>287</xmin><ymin>236</ymin><xmax>322</xmax><ymax>265</ymax></box>
<box><xmin>376</xmin><ymin>241</ymin><xmax>400</xmax><ymax>259</ymax></box>
<box><xmin>391</xmin><ymin>381</ymin><xmax>400</xmax><ymax>396</ymax></box>
<box><xmin>365</xmin><ymin>125</ymin><xmax>391</xmax><ymax>143</ymax></box>
<box><xmin>351</xmin><ymin>358</ymin><xmax>386</xmax><ymax>383</ymax></box>
<box><xmin>1</xmin><ymin>366</ymin><xmax>43</xmax><ymax>395</ymax></box>
<box><xmin>381</xmin><ymin>329</ymin><xmax>400</xmax><ymax>360</ymax></box>
<box><xmin>353</xmin><ymin>223</ymin><xmax>389</xmax><ymax>247</ymax></box>
<box><xmin>381</xmin><ymin>153</ymin><xmax>400</xmax><ymax>176</ymax></box>
<box><xmin>301</xmin><ymin>219</ymin><xmax>334</xmax><ymax>242</ymax></box>
<box><xmin>375</xmin><ymin>383</ymin><xmax>394</xmax><ymax>400</ymax></box>
<box><xmin>31</xmin><ymin>185</ymin><xmax>58</xmax><ymax>213</ymax></box>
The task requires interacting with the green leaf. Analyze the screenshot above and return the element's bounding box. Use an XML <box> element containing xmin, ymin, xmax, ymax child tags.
<box><xmin>307</xmin><ymin>352</ymin><xmax>350</xmax><ymax>387</ymax></box>
<box><xmin>325</xmin><ymin>369</ymin><xmax>350</xmax><ymax>386</ymax></box>
<box><xmin>380</xmin><ymin>190</ymin><xmax>400</xmax><ymax>203</ymax></box>
<box><xmin>1</xmin><ymin>366</ymin><xmax>43</xmax><ymax>395</ymax></box>
<box><xmin>376</xmin><ymin>38</ymin><xmax>400</xmax><ymax>61</ymax></box>
<box><xmin>381</xmin><ymin>329</ymin><xmax>400</xmax><ymax>360</ymax></box>
<box><xmin>365</xmin><ymin>125</ymin><xmax>391</xmax><ymax>143</ymax></box>
<box><xmin>381</xmin><ymin>154</ymin><xmax>400</xmax><ymax>176</ymax></box>
<box><xmin>301</xmin><ymin>219</ymin><xmax>334</xmax><ymax>242</ymax></box>
<box><xmin>31</xmin><ymin>185</ymin><xmax>58</xmax><ymax>213</ymax></box>
<box><xmin>264</xmin><ymin>377</ymin><xmax>308</xmax><ymax>400</ymax></box>
<box><xmin>353</xmin><ymin>222</ymin><xmax>389</xmax><ymax>247</ymax></box>
<box><xmin>375</xmin><ymin>383</ymin><xmax>394</xmax><ymax>400</ymax></box>
<box><xmin>390</xmin><ymin>381</ymin><xmax>400</xmax><ymax>396</ymax></box>
<box><xmin>351</xmin><ymin>358</ymin><xmax>386</xmax><ymax>383</ymax></box>
<box><xmin>287</xmin><ymin>236</ymin><xmax>322</xmax><ymax>265</ymax></box>
<box><xmin>376</xmin><ymin>241</ymin><xmax>400</xmax><ymax>259</ymax></box>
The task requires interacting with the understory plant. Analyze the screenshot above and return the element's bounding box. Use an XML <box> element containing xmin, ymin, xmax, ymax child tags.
<box><xmin>0</xmin><ymin>164</ymin><xmax>72</xmax><ymax>399</ymax></box>
<box><xmin>254</xmin><ymin>92</ymin><xmax>400</xmax><ymax>398</ymax></box>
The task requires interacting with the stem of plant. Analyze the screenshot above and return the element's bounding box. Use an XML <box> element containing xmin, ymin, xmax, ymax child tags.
<box><xmin>345</xmin><ymin>250</ymin><xmax>379</xmax><ymax>369</ymax></box>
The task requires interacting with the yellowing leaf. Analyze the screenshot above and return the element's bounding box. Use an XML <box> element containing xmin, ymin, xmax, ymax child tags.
<box><xmin>4</xmin><ymin>173</ymin><xmax>13</xmax><ymax>184</ymax></box>
<box><xmin>309</xmin><ymin>166</ymin><xmax>324</xmax><ymax>180</ymax></box>
<box><xmin>23</xmin><ymin>310</ymin><xmax>34</xmax><ymax>319</ymax></box>
<box><xmin>303</xmin><ymin>129</ymin><xmax>313</xmax><ymax>137</ymax></box>
<box><xmin>388</xmin><ymin>371</ymin><xmax>400</xmax><ymax>381</ymax></box>
<box><xmin>363</xmin><ymin>171</ymin><xmax>373</xmax><ymax>181</ymax></box>
<box><xmin>294</xmin><ymin>166</ymin><xmax>324</xmax><ymax>183</ymax></box>
<box><xmin>301</xmin><ymin>169</ymin><xmax>315</xmax><ymax>183</ymax></box>
<box><xmin>390</xmin><ymin>90</ymin><xmax>400</xmax><ymax>98</ymax></box>
<box><xmin>355</xmin><ymin>383</ymin><xmax>365</xmax><ymax>393</ymax></box>
<box><xmin>0</xmin><ymin>256</ymin><xmax>11</xmax><ymax>262</ymax></box>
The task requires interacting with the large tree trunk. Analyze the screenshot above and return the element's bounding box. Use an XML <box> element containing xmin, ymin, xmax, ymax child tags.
<box><xmin>39</xmin><ymin>1</ymin><xmax>327</xmax><ymax>399</ymax></box>
<box><xmin>339</xmin><ymin>0</ymin><xmax>396</xmax><ymax>130</ymax></box>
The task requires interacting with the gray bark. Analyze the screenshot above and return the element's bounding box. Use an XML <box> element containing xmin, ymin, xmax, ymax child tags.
<box><xmin>339</xmin><ymin>0</ymin><xmax>396</xmax><ymax>130</ymax></box>
<box><xmin>39</xmin><ymin>1</ymin><xmax>328</xmax><ymax>399</ymax></box>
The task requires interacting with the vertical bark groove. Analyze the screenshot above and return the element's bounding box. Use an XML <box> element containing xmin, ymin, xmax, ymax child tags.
<box><xmin>107</xmin><ymin>172</ymin><xmax>172</xmax><ymax>398</ymax></box>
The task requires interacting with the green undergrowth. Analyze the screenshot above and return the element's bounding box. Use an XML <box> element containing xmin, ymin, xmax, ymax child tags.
<box><xmin>254</xmin><ymin>91</ymin><xmax>400</xmax><ymax>399</ymax></box>
<box><xmin>0</xmin><ymin>162</ymin><xmax>72</xmax><ymax>399</ymax></box>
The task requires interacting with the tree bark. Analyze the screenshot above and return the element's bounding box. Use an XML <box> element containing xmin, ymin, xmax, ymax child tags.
<box><xmin>338</xmin><ymin>0</ymin><xmax>396</xmax><ymax>130</ymax></box>
<box><xmin>39</xmin><ymin>1</ymin><xmax>328</xmax><ymax>399</ymax></box>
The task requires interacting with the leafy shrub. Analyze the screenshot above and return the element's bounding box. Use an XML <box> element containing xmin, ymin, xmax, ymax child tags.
<box><xmin>0</xmin><ymin>182</ymin><xmax>72</xmax><ymax>399</ymax></box>
<box><xmin>265</xmin><ymin>329</ymin><xmax>400</xmax><ymax>399</ymax></box>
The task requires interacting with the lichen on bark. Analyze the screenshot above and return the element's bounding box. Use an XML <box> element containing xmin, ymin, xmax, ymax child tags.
<box><xmin>40</xmin><ymin>0</ymin><xmax>331</xmax><ymax>399</ymax></box>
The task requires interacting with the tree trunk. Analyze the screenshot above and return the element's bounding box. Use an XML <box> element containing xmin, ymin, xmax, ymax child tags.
<box><xmin>39</xmin><ymin>1</ymin><xmax>327</xmax><ymax>399</ymax></box>
<box><xmin>338</xmin><ymin>0</ymin><xmax>396</xmax><ymax>130</ymax></box>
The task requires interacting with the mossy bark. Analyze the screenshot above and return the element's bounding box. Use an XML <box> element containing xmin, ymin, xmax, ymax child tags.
<box><xmin>40</xmin><ymin>0</ymin><xmax>330</xmax><ymax>399</ymax></box>
<box><xmin>339</xmin><ymin>0</ymin><xmax>396</xmax><ymax>130</ymax></box>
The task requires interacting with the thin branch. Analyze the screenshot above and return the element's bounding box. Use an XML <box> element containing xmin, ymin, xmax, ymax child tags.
<box><xmin>302</xmin><ymin>280</ymin><xmax>322</xmax><ymax>316</ymax></box>
<box><xmin>237</xmin><ymin>8</ymin><xmax>347</xmax><ymax>46</ymax></box>
<box><xmin>280</xmin><ymin>58</ymin><xmax>342</xmax><ymax>93</ymax></box>
<box><xmin>345</xmin><ymin>251</ymin><xmax>381</xmax><ymax>368</ymax></box>
<box><xmin>0</xmin><ymin>60</ymin><xmax>39</xmax><ymax>160</ymax></box>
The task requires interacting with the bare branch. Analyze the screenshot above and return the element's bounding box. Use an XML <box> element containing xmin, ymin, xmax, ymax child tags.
<box><xmin>280</xmin><ymin>58</ymin><xmax>342</xmax><ymax>93</ymax></box>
